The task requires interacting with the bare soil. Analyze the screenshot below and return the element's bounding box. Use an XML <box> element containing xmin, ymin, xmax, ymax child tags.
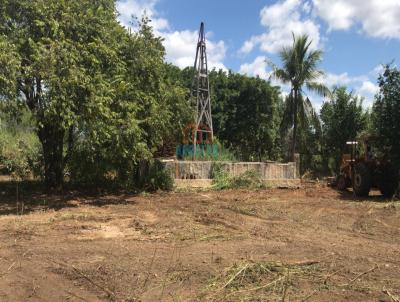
<box><xmin>0</xmin><ymin>183</ymin><xmax>399</xmax><ymax>301</ymax></box>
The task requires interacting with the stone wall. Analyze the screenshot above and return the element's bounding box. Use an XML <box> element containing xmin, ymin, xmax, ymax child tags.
<box><xmin>162</xmin><ymin>160</ymin><xmax>298</xmax><ymax>181</ymax></box>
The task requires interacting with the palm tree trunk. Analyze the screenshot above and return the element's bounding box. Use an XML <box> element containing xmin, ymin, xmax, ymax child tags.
<box><xmin>291</xmin><ymin>89</ymin><xmax>298</xmax><ymax>162</ymax></box>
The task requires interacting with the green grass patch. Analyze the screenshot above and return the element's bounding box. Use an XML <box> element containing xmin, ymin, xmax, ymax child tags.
<box><xmin>212</xmin><ymin>169</ymin><xmax>266</xmax><ymax>190</ymax></box>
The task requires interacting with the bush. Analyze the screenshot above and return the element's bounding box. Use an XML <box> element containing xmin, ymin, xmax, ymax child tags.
<box><xmin>67</xmin><ymin>154</ymin><xmax>174</xmax><ymax>192</ymax></box>
<box><xmin>0</xmin><ymin>110</ymin><xmax>41</xmax><ymax>180</ymax></box>
<box><xmin>212</xmin><ymin>167</ymin><xmax>266</xmax><ymax>190</ymax></box>
<box><xmin>136</xmin><ymin>160</ymin><xmax>174</xmax><ymax>192</ymax></box>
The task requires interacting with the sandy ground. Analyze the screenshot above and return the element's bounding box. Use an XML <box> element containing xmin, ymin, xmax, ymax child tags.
<box><xmin>0</xmin><ymin>184</ymin><xmax>399</xmax><ymax>301</ymax></box>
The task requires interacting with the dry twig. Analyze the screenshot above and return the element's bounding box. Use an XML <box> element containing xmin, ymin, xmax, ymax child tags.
<box><xmin>7</xmin><ymin>262</ymin><xmax>16</xmax><ymax>271</ymax></box>
<box><xmin>383</xmin><ymin>287</ymin><xmax>400</xmax><ymax>302</ymax></box>
<box><xmin>301</xmin><ymin>288</ymin><xmax>319</xmax><ymax>302</ymax></box>
<box><xmin>226</xmin><ymin>275</ymin><xmax>286</xmax><ymax>297</ymax></box>
<box><xmin>47</xmin><ymin>258</ymin><xmax>115</xmax><ymax>299</ymax></box>
<box><xmin>65</xmin><ymin>290</ymin><xmax>90</xmax><ymax>302</ymax></box>
<box><xmin>142</xmin><ymin>247</ymin><xmax>158</xmax><ymax>289</ymax></box>
<box><xmin>280</xmin><ymin>269</ymin><xmax>290</xmax><ymax>302</ymax></box>
<box><xmin>71</xmin><ymin>265</ymin><xmax>115</xmax><ymax>299</ymax></box>
<box><xmin>222</xmin><ymin>264</ymin><xmax>249</xmax><ymax>289</ymax></box>
<box><xmin>339</xmin><ymin>264</ymin><xmax>378</xmax><ymax>287</ymax></box>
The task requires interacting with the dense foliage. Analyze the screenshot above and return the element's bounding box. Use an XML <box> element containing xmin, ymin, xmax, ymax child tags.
<box><xmin>210</xmin><ymin>71</ymin><xmax>283</xmax><ymax>161</ymax></box>
<box><xmin>372</xmin><ymin>65</ymin><xmax>400</xmax><ymax>168</ymax></box>
<box><xmin>0</xmin><ymin>0</ymin><xmax>190</xmax><ymax>188</ymax></box>
<box><xmin>0</xmin><ymin>106</ymin><xmax>41</xmax><ymax>179</ymax></box>
<box><xmin>320</xmin><ymin>87</ymin><xmax>368</xmax><ymax>173</ymax></box>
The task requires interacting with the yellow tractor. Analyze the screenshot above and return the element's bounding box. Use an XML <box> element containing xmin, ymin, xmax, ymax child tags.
<box><xmin>336</xmin><ymin>136</ymin><xmax>398</xmax><ymax>197</ymax></box>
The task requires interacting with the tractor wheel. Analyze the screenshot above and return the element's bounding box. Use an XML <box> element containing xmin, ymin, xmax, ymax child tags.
<box><xmin>353</xmin><ymin>163</ymin><xmax>371</xmax><ymax>197</ymax></box>
<box><xmin>336</xmin><ymin>175</ymin><xmax>347</xmax><ymax>191</ymax></box>
<box><xmin>379</xmin><ymin>165</ymin><xmax>398</xmax><ymax>198</ymax></box>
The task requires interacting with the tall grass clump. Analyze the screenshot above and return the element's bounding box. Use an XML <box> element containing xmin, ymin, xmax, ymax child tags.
<box><xmin>212</xmin><ymin>164</ymin><xmax>266</xmax><ymax>190</ymax></box>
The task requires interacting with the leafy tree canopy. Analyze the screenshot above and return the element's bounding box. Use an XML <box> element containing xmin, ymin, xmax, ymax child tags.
<box><xmin>372</xmin><ymin>64</ymin><xmax>400</xmax><ymax>168</ymax></box>
<box><xmin>320</xmin><ymin>87</ymin><xmax>368</xmax><ymax>173</ymax></box>
<box><xmin>0</xmin><ymin>0</ymin><xmax>190</xmax><ymax>188</ymax></box>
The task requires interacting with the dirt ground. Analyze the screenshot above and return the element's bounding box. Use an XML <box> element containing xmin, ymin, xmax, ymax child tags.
<box><xmin>0</xmin><ymin>183</ymin><xmax>399</xmax><ymax>302</ymax></box>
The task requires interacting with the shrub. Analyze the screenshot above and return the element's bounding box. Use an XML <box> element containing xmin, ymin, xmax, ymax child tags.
<box><xmin>0</xmin><ymin>110</ymin><xmax>41</xmax><ymax>180</ymax></box>
<box><xmin>137</xmin><ymin>160</ymin><xmax>174</xmax><ymax>192</ymax></box>
<box><xmin>212</xmin><ymin>167</ymin><xmax>266</xmax><ymax>190</ymax></box>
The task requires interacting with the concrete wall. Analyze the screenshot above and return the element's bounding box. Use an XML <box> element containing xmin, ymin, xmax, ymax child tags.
<box><xmin>162</xmin><ymin>160</ymin><xmax>298</xmax><ymax>181</ymax></box>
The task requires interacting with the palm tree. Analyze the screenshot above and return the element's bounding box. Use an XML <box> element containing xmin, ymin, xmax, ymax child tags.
<box><xmin>271</xmin><ymin>34</ymin><xmax>328</xmax><ymax>161</ymax></box>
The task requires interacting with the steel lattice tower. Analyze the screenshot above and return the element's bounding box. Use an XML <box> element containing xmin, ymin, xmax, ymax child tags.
<box><xmin>191</xmin><ymin>22</ymin><xmax>213</xmax><ymax>159</ymax></box>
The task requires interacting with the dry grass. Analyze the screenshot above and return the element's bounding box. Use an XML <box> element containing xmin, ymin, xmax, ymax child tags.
<box><xmin>201</xmin><ymin>260</ymin><xmax>322</xmax><ymax>301</ymax></box>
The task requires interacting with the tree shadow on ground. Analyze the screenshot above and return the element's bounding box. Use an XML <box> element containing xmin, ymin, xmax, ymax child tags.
<box><xmin>0</xmin><ymin>181</ymin><xmax>137</xmax><ymax>216</ymax></box>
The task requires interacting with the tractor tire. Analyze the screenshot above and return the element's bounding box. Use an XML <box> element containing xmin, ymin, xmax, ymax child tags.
<box><xmin>379</xmin><ymin>165</ymin><xmax>399</xmax><ymax>198</ymax></box>
<box><xmin>336</xmin><ymin>175</ymin><xmax>347</xmax><ymax>191</ymax></box>
<box><xmin>353</xmin><ymin>163</ymin><xmax>371</xmax><ymax>197</ymax></box>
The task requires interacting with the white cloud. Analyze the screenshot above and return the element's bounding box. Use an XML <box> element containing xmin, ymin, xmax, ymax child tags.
<box><xmin>240</xmin><ymin>0</ymin><xmax>400</xmax><ymax>57</ymax></box>
<box><xmin>312</xmin><ymin>0</ymin><xmax>400</xmax><ymax>39</ymax></box>
<box><xmin>240</xmin><ymin>0</ymin><xmax>321</xmax><ymax>54</ymax></box>
<box><xmin>239</xmin><ymin>56</ymin><xmax>270</xmax><ymax>79</ymax></box>
<box><xmin>371</xmin><ymin>64</ymin><xmax>385</xmax><ymax>77</ymax></box>
<box><xmin>162</xmin><ymin>30</ymin><xmax>227</xmax><ymax>70</ymax></box>
<box><xmin>117</xmin><ymin>0</ymin><xmax>169</xmax><ymax>31</ymax></box>
<box><xmin>239</xmin><ymin>40</ymin><xmax>256</xmax><ymax>55</ymax></box>
<box><xmin>358</xmin><ymin>80</ymin><xmax>379</xmax><ymax>96</ymax></box>
<box><xmin>317</xmin><ymin>71</ymin><xmax>379</xmax><ymax>108</ymax></box>
<box><xmin>239</xmin><ymin>56</ymin><xmax>292</xmax><ymax>96</ymax></box>
<box><xmin>260</xmin><ymin>0</ymin><xmax>301</xmax><ymax>27</ymax></box>
<box><xmin>322</xmin><ymin>72</ymin><xmax>368</xmax><ymax>88</ymax></box>
<box><xmin>355</xmin><ymin>80</ymin><xmax>379</xmax><ymax>108</ymax></box>
<box><xmin>116</xmin><ymin>0</ymin><xmax>227</xmax><ymax>70</ymax></box>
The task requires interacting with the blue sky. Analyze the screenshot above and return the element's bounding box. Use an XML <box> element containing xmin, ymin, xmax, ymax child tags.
<box><xmin>116</xmin><ymin>0</ymin><xmax>400</xmax><ymax>108</ymax></box>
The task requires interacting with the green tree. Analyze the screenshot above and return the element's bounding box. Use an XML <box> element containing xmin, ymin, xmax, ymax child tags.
<box><xmin>0</xmin><ymin>1</ymin><xmax>190</xmax><ymax>188</ymax></box>
<box><xmin>210</xmin><ymin>71</ymin><xmax>283</xmax><ymax>161</ymax></box>
<box><xmin>0</xmin><ymin>0</ymin><xmax>126</xmax><ymax>187</ymax></box>
<box><xmin>69</xmin><ymin>17</ymin><xmax>191</xmax><ymax>185</ymax></box>
<box><xmin>320</xmin><ymin>87</ymin><xmax>368</xmax><ymax>173</ymax></box>
<box><xmin>271</xmin><ymin>34</ymin><xmax>328</xmax><ymax>161</ymax></box>
<box><xmin>372</xmin><ymin>64</ymin><xmax>400</xmax><ymax>168</ymax></box>
<box><xmin>0</xmin><ymin>35</ymin><xmax>19</xmax><ymax>100</ymax></box>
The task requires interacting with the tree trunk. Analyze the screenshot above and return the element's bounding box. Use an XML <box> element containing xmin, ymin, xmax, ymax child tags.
<box><xmin>38</xmin><ymin>123</ymin><xmax>65</xmax><ymax>188</ymax></box>
<box><xmin>291</xmin><ymin>89</ymin><xmax>298</xmax><ymax>162</ymax></box>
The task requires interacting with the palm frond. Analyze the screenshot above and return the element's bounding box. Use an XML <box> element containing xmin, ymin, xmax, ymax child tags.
<box><xmin>306</xmin><ymin>81</ymin><xmax>330</xmax><ymax>97</ymax></box>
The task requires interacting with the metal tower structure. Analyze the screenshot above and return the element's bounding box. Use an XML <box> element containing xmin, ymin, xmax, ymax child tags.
<box><xmin>191</xmin><ymin>22</ymin><xmax>213</xmax><ymax>159</ymax></box>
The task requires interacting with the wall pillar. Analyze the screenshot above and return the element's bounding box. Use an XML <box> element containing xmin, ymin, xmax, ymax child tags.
<box><xmin>294</xmin><ymin>153</ymin><xmax>300</xmax><ymax>179</ymax></box>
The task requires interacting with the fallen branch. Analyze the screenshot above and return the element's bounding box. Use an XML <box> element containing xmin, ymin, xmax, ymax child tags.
<box><xmin>383</xmin><ymin>287</ymin><xmax>400</xmax><ymax>302</ymax></box>
<box><xmin>339</xmin><ymin>264</ymin><xmax>378</xmax><ymax>287</ymax></box>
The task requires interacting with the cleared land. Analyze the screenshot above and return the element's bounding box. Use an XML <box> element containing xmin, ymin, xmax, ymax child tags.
<box><xmin>0</xmin><ymin>184</ymin><xmax>399</xmax><ymax>301</ymax></box>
